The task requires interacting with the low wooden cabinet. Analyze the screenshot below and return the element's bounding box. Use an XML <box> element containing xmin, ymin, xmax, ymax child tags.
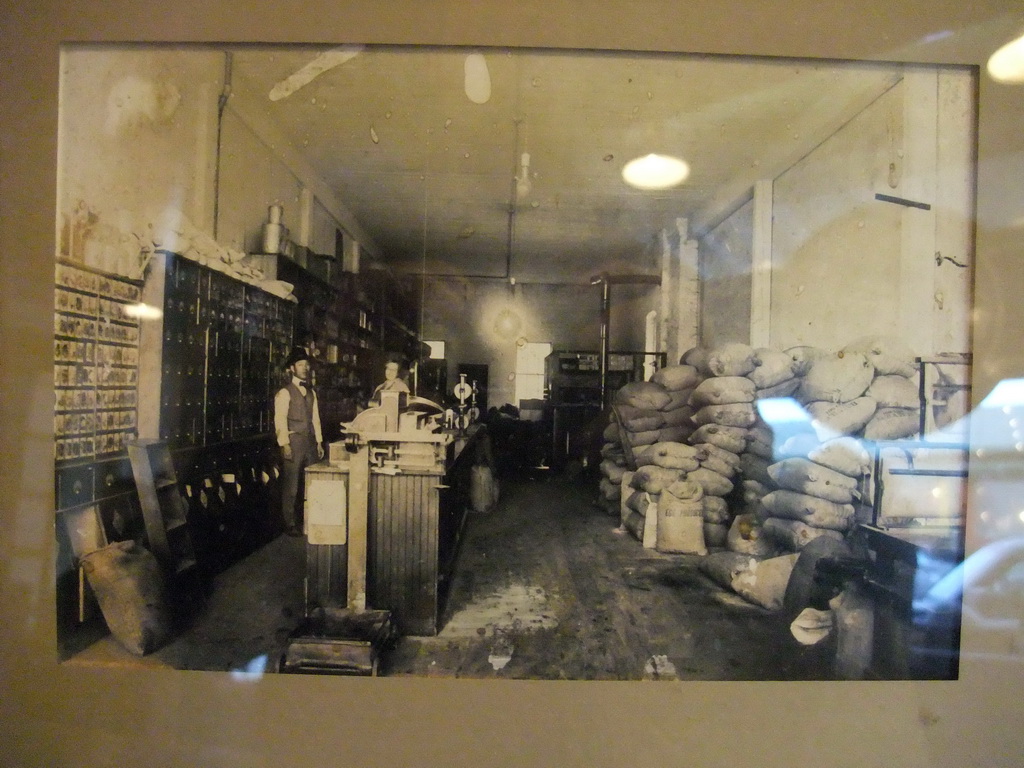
<box><xmin>128</xmin><ymin>439</ymin><xmax>201</xmax><ymax>599</ymax></box>
<box><xmin>303</xmin><ymin>426</ymin><xmax>487</xmax><ymax>635</ymax></box>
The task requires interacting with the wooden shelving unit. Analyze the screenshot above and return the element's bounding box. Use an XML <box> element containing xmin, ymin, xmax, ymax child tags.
<box><xmin>54</xmin><ymin>261</ymin><xmax>142</xmax><ymax>462</ymax></box>
<box><xmin>53</xmin><ymin>246</ymin><xmax>425</xmax><ymax>655</ymax></box>
<box><xmin>253</xmin><ymin>253</ymin><xmax>425</xmax><ymax>439</ymax></box>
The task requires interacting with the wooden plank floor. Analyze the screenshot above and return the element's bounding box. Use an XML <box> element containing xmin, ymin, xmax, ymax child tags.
<box><xmin>386</xmin><ymin>474</ymin><xmax>837</xmax><ymax>680</ymax></box>
<box><xmin>69</xmin><ymin>473</ymin><xmax>837</xmax><ymax>679</ymax></box>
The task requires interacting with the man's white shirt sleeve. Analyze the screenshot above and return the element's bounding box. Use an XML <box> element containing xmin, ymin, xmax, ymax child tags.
<box><xmin>312</xmin><ymin>391</ymin><xmax>323</xmax><ymax>445</ymax></box>
<box><xmin>274</xmin><ymin>387</ymin><xmax>290</xmax><ymax>447</ymax></box>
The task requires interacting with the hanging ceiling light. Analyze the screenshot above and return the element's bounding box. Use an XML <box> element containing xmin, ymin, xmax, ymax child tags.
<box><xmin>621</xmin><ymin>153</ymin><xmax>690</xmax><ymax>190</ymax></box>
<box><xmin>987</xmin><ymin>32</ymin><xmax>1024</xmax><ymax>83</ymax></box>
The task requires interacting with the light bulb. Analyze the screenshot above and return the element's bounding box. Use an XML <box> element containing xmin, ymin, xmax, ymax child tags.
<box><xmin>988</xmin><ymin>32</ymin><xmax>1024</xmax><ymax>83</ymax></box>
<box><xmin>494</xmin><ymin>309</ymin><xmax>522</xmax><ymax>338</ymax></box>
<box><xmin>622</xmin><ymin>153</ymin><xmax>690</xmax><ymax>190</ymax></box>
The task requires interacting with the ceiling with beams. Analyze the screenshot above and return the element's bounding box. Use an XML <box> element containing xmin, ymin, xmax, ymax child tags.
<box><xmin>228</xmin><ymin>45</ymin><xmax>903</xmax><ymax>284</ymax></box>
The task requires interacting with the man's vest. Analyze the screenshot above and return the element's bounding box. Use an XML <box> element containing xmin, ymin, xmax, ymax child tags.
<box><xmin>285</xmin><ymin>382</ymin><xmax>315</xmax><ymax>439</ymax></box>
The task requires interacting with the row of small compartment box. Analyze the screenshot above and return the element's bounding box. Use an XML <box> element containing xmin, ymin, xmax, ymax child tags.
<box><xmin>56</xmin><ymin>262</ymin><xmax>142</xmax><ymax>302</ymax></box>
<box><xmin>157</xmin><ymin>405</ymin><xmax>274</xmax><ymax>447</ymax></box>
<box><xmin>56</xmin><ymin>436</ymin><xmax>282</xmax><ymax>513</ymax></box>
<box><xmin>55</xmin><ymin>430</ymin><xmax>136</xmax><ymax>464</ymax></box>
<box><xmin>164</xmin><ymin>256</ymin><xmax>293</xmax><ymax>336</ymax></box>
<box><xmin>55</xmin><ymin>288</ymin><xmax>141</xmax><ymax>324</ymax></box>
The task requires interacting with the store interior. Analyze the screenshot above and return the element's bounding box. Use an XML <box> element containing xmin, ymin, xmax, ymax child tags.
<box><xmin>51</xmin><ymin>44</ymin><xmax>1011</xmax><ymax>680</ymax></box>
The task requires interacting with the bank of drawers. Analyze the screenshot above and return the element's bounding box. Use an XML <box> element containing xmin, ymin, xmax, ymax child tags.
<box><xmin>159</xmin><ymin>253</ymin><xmax>293</xmax><ymax>448</ymax></box>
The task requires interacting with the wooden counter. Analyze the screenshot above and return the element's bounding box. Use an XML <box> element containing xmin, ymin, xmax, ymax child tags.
<box><xmin>303</xmin><ymin>425</ymin><xmax>488</xmax><ymax>635</ymax></box>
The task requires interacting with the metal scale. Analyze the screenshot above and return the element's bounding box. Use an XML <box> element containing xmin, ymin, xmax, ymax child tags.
<box><xmin>450</xmin><ymin>373</ymin><xmax>479</xmax><ymax>434</ymax></box>
<box><xmin>280</xmin><ymin>390</ymin><xmax>448</xmax><ymax>675</ymax></box>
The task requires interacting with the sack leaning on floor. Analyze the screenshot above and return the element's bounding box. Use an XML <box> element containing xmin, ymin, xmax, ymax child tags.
<box><xmin>80</xmin><ymin>540</ymin><xmax>173</xmax><ymax>656</ymax></box>
<box><xmin>470</xmin><ymin>463</ymin><xmax>500</xmax><ymax>512</ymax></box>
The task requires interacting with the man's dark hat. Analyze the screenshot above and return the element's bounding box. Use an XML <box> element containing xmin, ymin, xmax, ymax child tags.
<box><xmin>285</xmin><ymin>346</ymin><xmax>311</xmax><ymax>368</ymax></box>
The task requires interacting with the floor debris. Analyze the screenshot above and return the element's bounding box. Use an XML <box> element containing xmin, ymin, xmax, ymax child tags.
<box><xmin>441</xmin><ymin>583</ymin><xmax>559</xmax><ymax>639</ymax></box>
<box><xmin>643</xmin><ymin>654</ymin><xmax>679</xmax><ymax>680</ymax></box>
<box><xmin>488</xmin><ymin>634</ymin><xmax>515</xmax><ymax>670</ymax></box>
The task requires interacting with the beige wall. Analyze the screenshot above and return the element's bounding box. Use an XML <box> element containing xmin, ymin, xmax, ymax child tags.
<box><xmin>610</xmin><ymin>282</ymin><xmax>659</xmax><ymax>352</ymax></box>
<box><xmin>420</xmin><ymin>275</ymin><xmax>658</xmax><ymax>407</ymax></box>
<box><xmin>56</xmin><ymin>47</ymin><xmax>349</xmax><ymax>266</ymax></box>
<box><xmin>933</xmin><ymin>69</ymin><xmax>976</xmax><ymax>353</ymax></box>
<box><xmin>696</xmin><ymin>67</ymin><xmax>974</xmax><ymax>357</ymax></box>
<box><xmin>421</xmin><ymin>277</ymin><xmax>602</xmax><ymax>406</ymax></box>
<box><xmin>219</xmin><ymin>87</ymin><xmax>353</xmax><ymax>257</ymax></box>
<box><xmin>770</xmin><ymin>80</ymin><xmax>905</xmax><ymax>349</ymax></box>
<box><xmin>57</xmin><ymin>47</ymin><xmax>222</xmax><ymax>265</ymax></box>
<box><xmin>217</xmin><ymin>108</ymin><xmax>305</xmax><ymax>253</ymax></box>
<box><xmin>699</xmin><ymin>198</ymin><xmax>754</xmax><ymax>347</ymax></box>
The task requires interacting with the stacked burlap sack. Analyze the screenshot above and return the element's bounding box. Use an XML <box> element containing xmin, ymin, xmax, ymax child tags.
<box><xmin>730</xmin><ymin>345</ymin><xmax>813</xmax><ymax>558</ymax></box>
<box><xmin>611</xmin><ymin>380</ymin><xmax>673</xmax><ymax>468</ymax></box>
<box><xmin>618</xmin><ymin>446</ymin><xmax>705</xmax><ymax>553</ymax></box>
<box><xmin>759</xmin><ymin>436</ymin><xmax>871</xmax><ymax>551</ymax></box>
<box><xmin>608</xmin><ymin>380</ymin><xmax>672</xmax><ymax>542</ymax></box>
<box><xmin>597</xmin><ymin>413</ymin><xmax>628</xmax><ymax>516</ymax></box>
<box><xmin>599</xmin><ymin>382</ymin><xmax>666</xmax><ymax>524</ymax></box>
<box><xmin>646</xmin><ymin>363</ymin><xmax>704</xmax><ymax>549</ymax></box>
<box><xmin>848</xmin><ymin>336</ymin><xmax>922</xmax><ymax>440</ymax></box>
<box><xmin>610</xmin><ymin>368</ymin><xmax>701</xmax><ymax>464</ymax></box>
<box><xmin>795</xmin><ymin>336</ymin><xmax>921</xmax><ymax>442</ymax></box>
<box><xmin>649</xmin><ymin>363</ymin><xmax>702</xmax><ymax>444</ymax></box>
<box><xmin>608</xmin><ymin>336</ymin><xmax>919</xmax><ymax>614</ymax></box>
<box><xmin>731</xmin><ymin>419</ymin><xmax>777</xmax><ymax>558</ymax></box>
<box><xmin>677</xmin><ymin>343</ymin><xmax>794</xmax><ymax>608</ymax></box>
<box><xmin>681</xmin><ymin>343</ymin><xmax>762</xmax><ymax>550</ymax></box>
<box><xmin>607</xmin><ymin>369</ymin><xmax>704</xmax><ymax>547</ymax></box>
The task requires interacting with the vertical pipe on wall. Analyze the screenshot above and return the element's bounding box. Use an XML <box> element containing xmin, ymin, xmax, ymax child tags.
<box><xmin>591</xmin><ymin>272</ymin><xmax>661</xmax><ymax>405</ymax></box>
<box><xmin>505</xmin><ymin>117</ymin><xmax>522</xmax><ymax>283</ymax></box>
<box><xmin>659</xmin><ymin>228</ymin><xmax>674</xmax><ymax>358</ymax></box>
<box><xmin>750</xmin><ymin>179</ymin><xmax>774</xmax><ymax>348</ymax></box>
<box><xmin>212</xmin><ymin>51</ymin><xmax>233</xmax><ymax>240</ymax></box>
<box><xmin>598</xmin><ymin>277</ymin><xmax>611</xmax><ymax>406</ymax></box>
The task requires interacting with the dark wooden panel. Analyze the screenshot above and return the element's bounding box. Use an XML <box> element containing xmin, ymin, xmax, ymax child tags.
<box><xmin>306</xmin><ymin>542</ymin><xmax>348</xmax><ymax>612</ymax></box>
<box><xmin>367</xmin><ymin>473</ymin><xmax>440</xmax><ymax>636</ymax></box>
<box><xmin>93</xmin><ymin>456</ymin><xmax>134</xmax><ymax>499</ymax></box>
<box><xmin>56</xmin><ymin>464</ymin><xmax>94</xmax><ymax>509</ymax></box>
<box><xmin>304</xmin><ymin>464</ymin><xmax>350</xmax><ymax>613</ymax></box>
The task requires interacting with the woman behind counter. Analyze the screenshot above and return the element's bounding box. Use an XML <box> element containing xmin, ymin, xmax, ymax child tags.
<box><xmin>370</xmin><ymin>360</ymin><xmax>410</xmax><ymax>405</ymax></box>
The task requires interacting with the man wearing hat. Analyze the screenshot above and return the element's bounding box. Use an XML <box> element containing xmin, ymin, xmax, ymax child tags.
<box><xmin>274</xmin><ymin>346</ymin><xmax>324</xmax><ymax>536</ymax></box>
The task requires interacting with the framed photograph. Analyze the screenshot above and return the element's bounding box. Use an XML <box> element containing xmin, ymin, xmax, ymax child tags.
<box><xmin>3</xmin><ymin>2</ymin><xmax>1024</xmax><ymax>766</ymax></box>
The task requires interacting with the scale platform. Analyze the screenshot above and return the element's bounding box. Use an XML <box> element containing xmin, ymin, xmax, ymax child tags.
<box><xmin>279</xmin><ymin>607</ymin><xmax>399</xmax><ymax>676</ymax></box>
